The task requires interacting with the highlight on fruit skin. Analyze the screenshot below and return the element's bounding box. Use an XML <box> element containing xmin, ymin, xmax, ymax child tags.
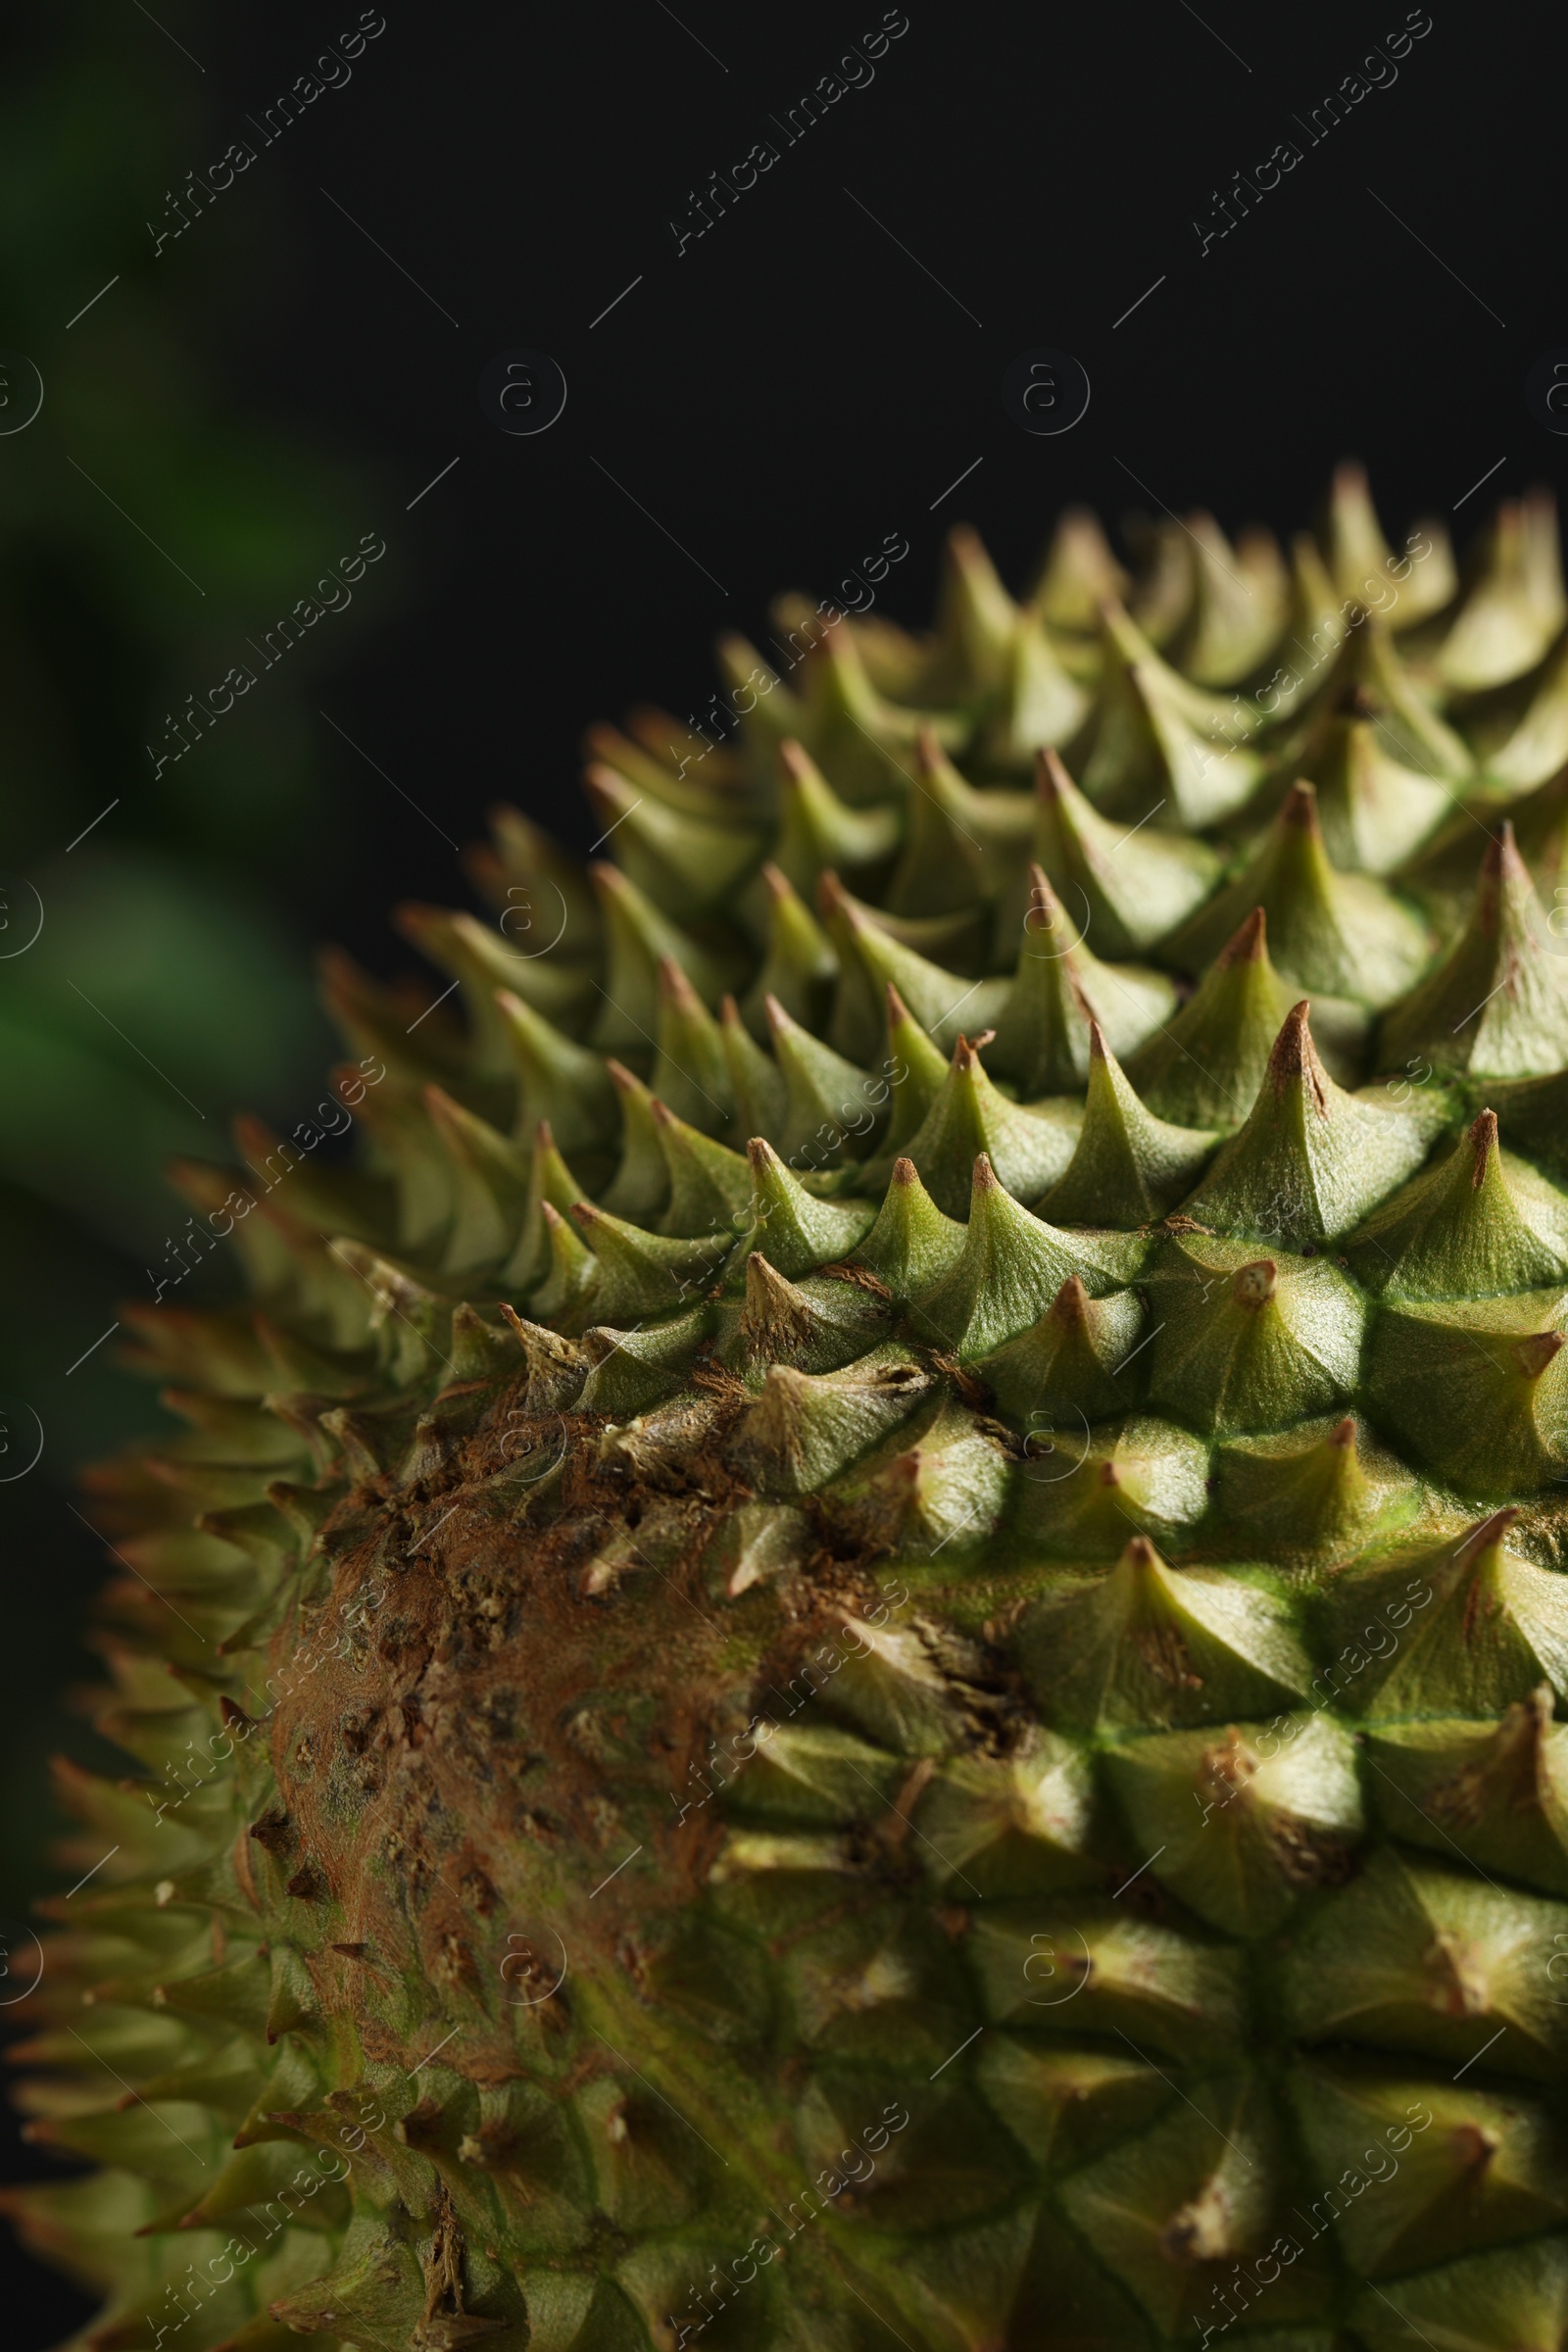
<box><xmin>13</xmin><ymin>464</ymin><xmax>1568</xmax><ymax>2350</ymax></box>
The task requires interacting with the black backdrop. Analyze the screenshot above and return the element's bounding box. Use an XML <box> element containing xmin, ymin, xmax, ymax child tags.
<box><xmin>223</xmin><ymin>0</ymin><xmax>1568</xmax><ymax>975</ymax></box>
<box><xmin>8</xmin><ymin>0</ymin><xmax>1568</xmax><ymax>2338</ymax></box>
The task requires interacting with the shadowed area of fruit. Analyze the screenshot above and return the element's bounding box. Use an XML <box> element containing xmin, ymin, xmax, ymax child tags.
<box><xmin>14</xmin><ymin>467</ymin><xmax>1568</xmax><ymax>2350</ymax></box>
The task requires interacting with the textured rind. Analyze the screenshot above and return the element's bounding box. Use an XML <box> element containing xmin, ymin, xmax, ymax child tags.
<box><xmin>13</xmin><ymin>471</ymin><xmax>1568</xmax><ymax>2352</ymax></box>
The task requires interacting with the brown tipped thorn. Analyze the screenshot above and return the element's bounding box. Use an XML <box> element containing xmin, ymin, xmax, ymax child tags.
<box><xmin>744</xmin><ymin>1250</ymin><xmax>793</xmax><ymax>1305</ymax></box>
<box><xmin>891</xmin><ymin>1155</ymin><xmax>918</xmax><ymax>1186</ymax></box>
<box><xmin>1281</xmin><ymin>779</ymin><xmax>1320</xmax><ymax>830</ymax></box>
<box><xmin>1023</xmin><ymin>861</ymin><xmax>1074</xmax><ymax>950</ymax></box>
<box><xmin>1482</xmin><ymin>819</ymin><xmax>1528</xmax><ymax>901</ymax></box>
<box><xmin>1468</xmin><ymin>1108</ymin><xmax>1499</xmax><ymax>1184</ymax></box>
<box><xmin>1456</xmin><ymin>1507</ymin><xmax>1520</xmax><ymax>1564</ymax></box>
<box><xmin>231</xmin><ymin>1109</ymin><xmax>278</xmax><ymax>1163</ymax></box>
<box><xmin>1515</xmin><ymin>1332</ymin><xmax>1566</xmax><ymax>1381</ymax></box>
<box><xmin>393</xmin><ymin>899</ymin><xmax>442</xmax><ymax>941</ymax></box>
<box><xmin>1053</xmin><ymin>1274</ymin><xmax>1091</xmax><ymax>1324</ymax></box>
<box><xmin>582</xmin><ymin>763</ymin><xmax>627</xmax><ymax>817</ymax></box>
<box><xmin>658</xmin><ymin>955</ymin><xmax>702</xmax><ymax>1012</ymax></box>
<box><xmin>1328</xmin><ymin>1415</ymin><xmax>1358</xmax><ymax>1450</ymax></box>
<box><xmin>1218</xmin><ymin>906</ymin><xmax>1268</xmax><ymax>967</ymax></box>
<box><xmin>1035</xmin><ymin>746</ymin><xmax>1071</xmax><ymax>803</ymax></box>
<box><xmin>1268</xmin><ymin>1002</ymin><xmax>1330</xmax><ymax>1114</ymax></box>
<box><xmin>972</xmin><ymin>1152</ymin><xmax>1001</xmax><ymax>1191</ymax></box>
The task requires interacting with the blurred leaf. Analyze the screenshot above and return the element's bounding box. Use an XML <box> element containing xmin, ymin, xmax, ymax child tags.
<box><xmin>0</xmin><ymin>848</ymin><xmax>327</xmax><ymax>1250</ymax></box>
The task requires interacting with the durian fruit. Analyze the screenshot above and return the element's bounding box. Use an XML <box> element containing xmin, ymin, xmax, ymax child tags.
<box><xmin>18</xmin><ymin>469</ymin><xmax>1568</xmax><ymax>2352</ymax></box>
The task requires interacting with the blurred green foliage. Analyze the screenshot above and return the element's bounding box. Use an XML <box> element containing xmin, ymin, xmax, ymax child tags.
<box><xmin>0</xmin><ymin>4</ymin><xmax>388</xmax><ymax>1907</ymax></box>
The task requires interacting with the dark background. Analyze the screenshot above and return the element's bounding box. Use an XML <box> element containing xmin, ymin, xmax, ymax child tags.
<box><xmin>4</xmin><ymin>0</ymin><xmax>1565</xmax><ymax>2338</ymax></box>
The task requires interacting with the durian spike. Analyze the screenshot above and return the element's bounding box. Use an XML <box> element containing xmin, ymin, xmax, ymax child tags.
<box><xmin>1346</xmin><ymin>1106</ymin><xmax>1568</xmax><ymax>1299</ymax></box>
<box><xmin>1038</xmin><ymin>1020</ymin><xmax>1219</xmax><ymax>1227</ymax></box>
<box><xmin>1164</xmin><ymin>776</ymin><xmax>1432</xmax><ymax>1010</ymax></box>
<box><xmin>1123</xmin><ymin>907</ymin><xmax>1297</xmax><ymax>1125</ymax></box>
<box><xmin>1439</xmin><ymin>488</ymin><xmax>1567</xmax><ymax>692</ymax></box>
<box><xmin>1378</xmin><ymin>822</ymin><xmax>1568</xmax><ymax>1078</ymax></box>
<box><xmin>772</xmin><ymin>738</ymin><xmax>900</xmax><ymax>900</ymax></box>
<box><xmin>1030</xmin><ymin>503</ymin><xmax>1129</xmax><ymax>634</ymax></box>
<box><xmin>739</xmin><ymin>859</ymin><xmax>838</xmax><ymax>1038</ymax></box>
<box><xmin>468</xmin><ymin>801</ymin><xmax>600</xmax><ymax>947</ymax></box>
<box><xmin>876</xmin><ymin>1033</ymin><xmax>1079</xmax><ymax>1214</ymax></box>
<box><xmin>652</xmin><ymin>955</ymin><xmax>733</xmax><ymax>1137</ymax></box>
<box><xmin>988</xmin><ymin>862</ymin><xmax>1177</xmax><ymax>1097</ymax></box>
<box><xmin>1167</xmin><ymin>511</ymin><xmax>1287</xmax><ymax>687</ymax></box>
<box><xmin>582</xmin><ymin>761</ymin><xmax>763</xmax><ymax>921</ymax></box>
<box><xmin>1183</xmin><ymin>999</ymin><xmax>1434</xmax><ymax>1245</ymax></box>
<box><xmin>1034</xmin><ymin>746</ymin><xmax>1219</xmax><ymax>957</ymax></box>
<box><xmin>910</xmin><ymin>1152</ymin><xmax>1143</xmax><ymax>1357</ymax></box>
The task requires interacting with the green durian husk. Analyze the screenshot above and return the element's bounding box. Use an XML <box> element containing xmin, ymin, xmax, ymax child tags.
<box><xmin>24</xmin><ymin>470</ymin><xmax>1568</xmax><ymax>2352</ymax></box>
